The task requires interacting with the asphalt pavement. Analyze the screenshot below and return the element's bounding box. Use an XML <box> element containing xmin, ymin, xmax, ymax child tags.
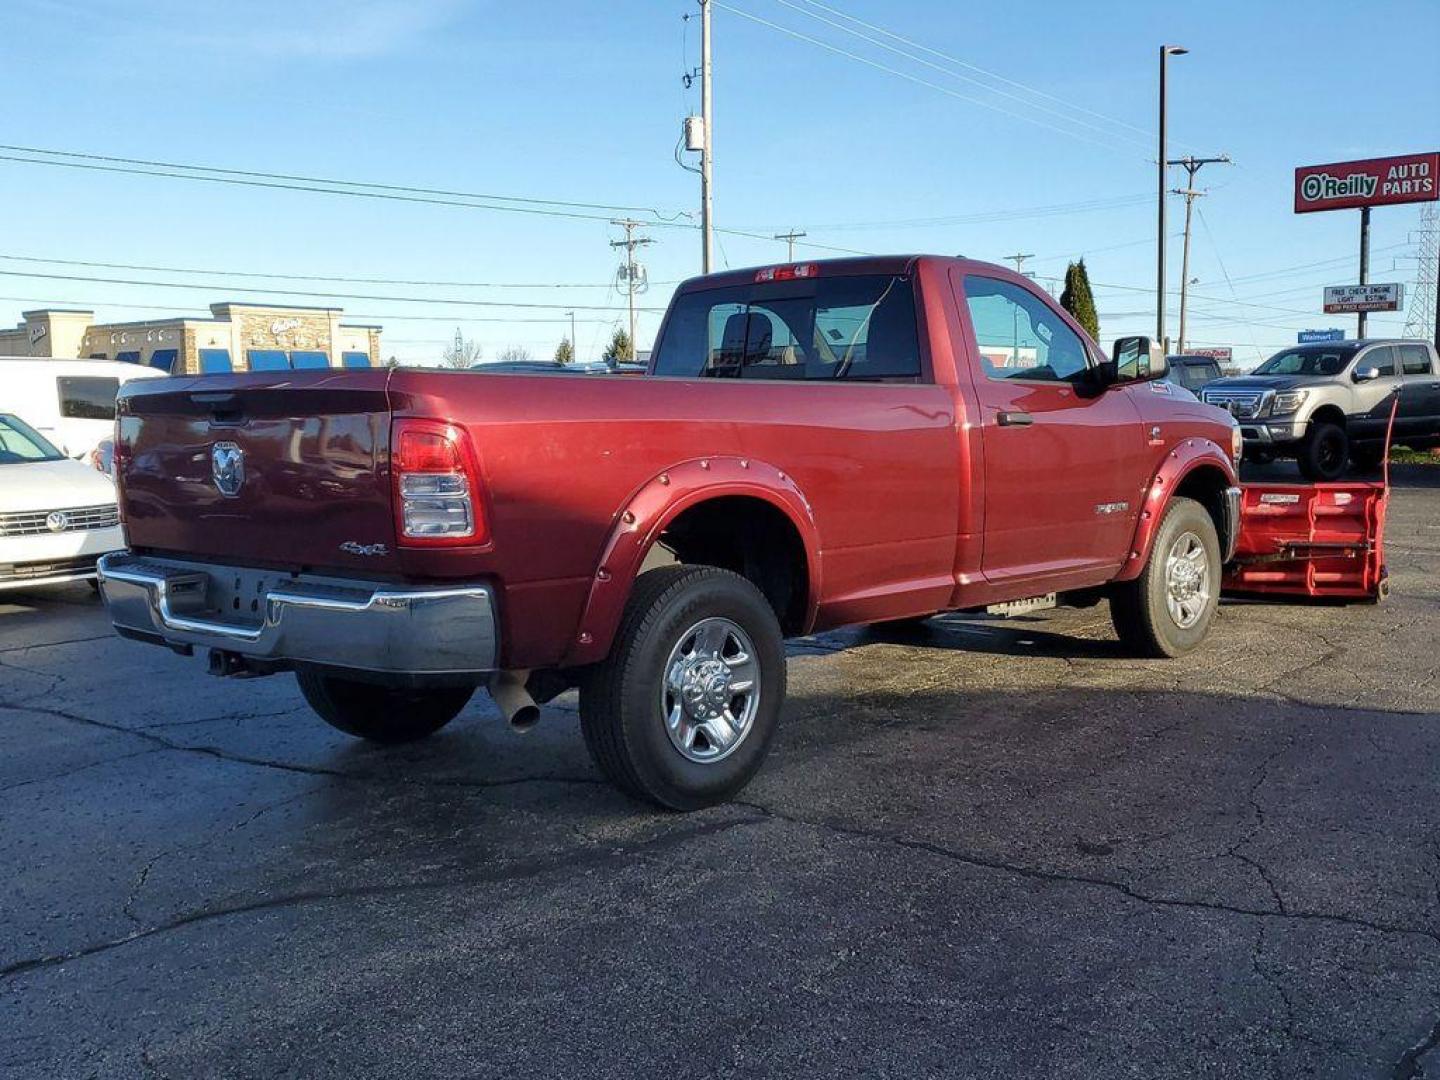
<box><xmin>3</xmin><ymin>463</ymin><xmax>1439</xmax><ymax>1079</ymax></box>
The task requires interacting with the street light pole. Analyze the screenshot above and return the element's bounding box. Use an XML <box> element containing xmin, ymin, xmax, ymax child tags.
<box><xmin>1157</xmin><ymin>44</ymin><xmax>1188</xmax><ymax>351</ymax></box>
<box><xmin>700</xmin><ymin>0</ymin><xmax>714</xmax><ymax>274</ymax></box>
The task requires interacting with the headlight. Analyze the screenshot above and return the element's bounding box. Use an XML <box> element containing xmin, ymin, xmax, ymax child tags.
<box><xmin>1230</xmin><ymin>423</ymin><xmax>1243</xmax><ymax>468</ymax></box>
<box><xmin>1270</xmin><ymin>389</ymin><xmax>1308</xmax><ymax>415</ymax></box>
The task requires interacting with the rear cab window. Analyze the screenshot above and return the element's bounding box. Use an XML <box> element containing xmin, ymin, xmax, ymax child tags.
<box><xmin>56</xmin><ymin>376</ymin><xmax>121</xmax><ymax>420</ymax></box>
<box><xmin>651</xmin><ymin>272</ymin><xmax>922</xmax><ymax>381</ymax></box>
<box><xmin>1398</xmin><ymin>344</ymin><xmax>1434</xmax><ymax>376</ymax></box>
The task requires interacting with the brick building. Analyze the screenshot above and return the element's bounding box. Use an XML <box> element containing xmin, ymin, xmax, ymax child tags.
<box><xmin>0</xmin><ymin>303</ymin><xmax>382</xmax><ymax>373</ymax></box>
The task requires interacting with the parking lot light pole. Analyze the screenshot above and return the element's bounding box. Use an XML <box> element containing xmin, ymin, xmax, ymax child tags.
<box><xmin>1157</xmin><ymin>44</ymin><xmax>1188</xmax><ymax>351</ymax></box>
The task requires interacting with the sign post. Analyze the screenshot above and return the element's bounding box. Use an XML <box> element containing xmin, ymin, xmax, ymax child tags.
<box><xmin>1295</xmin><ymin>151</ymin><xmax>1439</xmax><ymax>340</ymax></box>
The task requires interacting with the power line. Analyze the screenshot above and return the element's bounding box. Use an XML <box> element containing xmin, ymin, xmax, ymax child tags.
<box><xmin>0</xmin><ymin>147</ymin><xmax>872</xmax><ymax>258</ymax></box>
<box><xmin>713</xmin><ymin>3</ymin><xmax>1147</xmax><ymax>156</ymax></box>
<box><xmin>0</xmin><ymin>269</ymin><xmax>667</xmax><ymax>313</ymax></box>
<box><xmin>0</xmin><ymin>143</ymin><xmax>684</xmax><ymax>219</ymax></box>
<box><xmin>791</xmin><ymin>0</ymin><xmax>1165</xmax><ymax>144</ymax></box>
<box><xmin>0</xmin><ymin>293</ymin><xmax>639</xmax><ymax>326</ymax></box>
<box><xmin>0</xmin><ymin>252</ymin><xmax>672</xmax><ymax>291</ymax></box>
<box><xmin>740</xmin><ymin>193</ymin><xmax>1153</xmax><ymax>232</ymax></box>
<box><xmin>769</xmin><ymin>0</ymin><xmax>1152</xmax><ymax>150</ymax></box>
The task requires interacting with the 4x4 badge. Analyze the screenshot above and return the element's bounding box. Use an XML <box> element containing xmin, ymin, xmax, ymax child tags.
<box><xmin>211</xmin><ymin>442</ymin><xmax>245</xmax><ymax>497</ymax></box>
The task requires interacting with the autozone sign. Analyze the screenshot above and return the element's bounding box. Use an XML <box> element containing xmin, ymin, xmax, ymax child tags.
<box><xmin>1185</xmin><ymin>347</ymin><xmax>1232</xmax><ymax>363</ymax></box>
<box><xmin>1295</xmin><ymin>152</ymin><xmax>1439</xmax><ymax>213</ymax></box>
<box><xmin>1323</xmin><ymin>283</ymin><xmax>1405</xmax><ymax>314</ymax></box>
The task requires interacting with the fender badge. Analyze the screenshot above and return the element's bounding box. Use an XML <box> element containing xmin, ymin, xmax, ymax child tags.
<box><xmin>1094</xmin><ymin>501</ymin><xmax>1130</xmax><ymax>516</ymax></box>
<box><xmin>340</xmin><ymin>541</ymin><xmax>389</xmax><ymax>557</ymax></box>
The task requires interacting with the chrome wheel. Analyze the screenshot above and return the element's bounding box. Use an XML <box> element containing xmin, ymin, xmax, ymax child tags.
<box><xmin>661</xmin><ymin>616</ymin><xmax>760</xmax><ymax>764</ymax></box>
<box><xmin>1164</xmin><ymin>530</ymin><xmax>1211</xmax><ymax>629</ymax></box>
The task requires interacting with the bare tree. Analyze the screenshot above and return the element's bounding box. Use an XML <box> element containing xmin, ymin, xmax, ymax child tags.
<box><xmin>497</xmin><ymin>345</ymin><xmax>533</xmax><ymax>363</ymax></box>
<box><xmin>442</xmin><ymin>328</ymin><xmax>483</xmax><ymax>369</ymax></box>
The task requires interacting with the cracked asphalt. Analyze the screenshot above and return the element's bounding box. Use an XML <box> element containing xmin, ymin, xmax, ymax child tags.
<box><xmin>3</xmin><ymin>464</ymin><xmax>1439</xmax><ymax>1079</ymax></box>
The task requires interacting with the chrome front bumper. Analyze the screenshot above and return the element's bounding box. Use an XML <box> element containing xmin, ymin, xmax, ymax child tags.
<box><xmin>98</xmin><ymin>552</ymin><xmax>498</xmax><ymax>681</ymax></box>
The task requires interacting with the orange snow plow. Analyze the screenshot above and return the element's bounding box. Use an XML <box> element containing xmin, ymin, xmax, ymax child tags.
<box><xmin>1222</xmin><ymin>401</ymin><xmax>1394</xmax><ymax>603</ymax></box>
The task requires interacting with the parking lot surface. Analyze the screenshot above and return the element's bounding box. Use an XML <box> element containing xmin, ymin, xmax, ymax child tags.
<box><xmin>3</xmin><ymin>464</ymin><xmax>1439</xmax><ymax>1079</ymax></box>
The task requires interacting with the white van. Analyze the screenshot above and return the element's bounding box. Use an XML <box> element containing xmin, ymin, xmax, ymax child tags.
<box><xmin>0</xmin><ymin>357</ymin><xmax>168</xmax><ymax>460</ymax></box>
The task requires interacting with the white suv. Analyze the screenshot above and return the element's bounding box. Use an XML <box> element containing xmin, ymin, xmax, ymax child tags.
<box><xmin>0</xmin><ymin>413</ymin><xmax>125</xmax><ymax>592</ymax></box>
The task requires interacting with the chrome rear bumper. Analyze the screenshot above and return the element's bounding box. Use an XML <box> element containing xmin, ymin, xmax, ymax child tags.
<box><xmin>98</xmin><ymin>552</ymin><xmax>498</xmax><ymax>681</ymax></box>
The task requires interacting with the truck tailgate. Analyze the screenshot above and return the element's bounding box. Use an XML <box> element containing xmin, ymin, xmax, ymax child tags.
<box><xmin>117</xmin><ymin>370</ymin><xmax>400</xmax><ymax>575</ymax></box>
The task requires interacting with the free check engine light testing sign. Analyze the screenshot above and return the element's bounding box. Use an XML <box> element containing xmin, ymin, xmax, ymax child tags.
<box><xmin>1295</xmin><ymin>152</ymin><xmax>1439</xmax><ymax>213</ymax></box>
<box><xmin>1323</xmin><ymin>283</ymin><xmax>1405</xmax><ymax>314</ymax></box>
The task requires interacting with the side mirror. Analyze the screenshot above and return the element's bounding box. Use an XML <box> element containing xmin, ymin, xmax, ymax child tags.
<box><xmin>1107</xmin><ymin>336</ymin><xmax>1169</xmax><ymax>386</ymax></box>
<box><xmin>1353</xmin><ymin>365</ymin><xmax>1381</xmax><ymax>383</ymax></box>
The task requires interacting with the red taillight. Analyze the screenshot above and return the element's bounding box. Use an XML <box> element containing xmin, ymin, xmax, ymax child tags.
<box><xmin>391</xmin><ymin>418</ymin><xmax>487</xmax><ymax>547</ymax></box>
<box><xmin>754</xmin><ymin>263</ymin><xmax>819</xmax><ymax>283</ymax></box>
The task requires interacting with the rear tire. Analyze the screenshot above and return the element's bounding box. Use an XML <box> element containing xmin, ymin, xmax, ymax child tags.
<box><xmin>1110</xmin><ymin>496</ymin><xmax>1220</xmax><ymax>658</ymax></box>
<box><xmin>580</xmin><ymin>565</ymin><xmax>786</xmax><ymax>811</ymax></box>
<box><xmin>1298</xmin><ymin>421</ymin><xmax>1348</xmax><ymax>481</ymax></box>
<box><xmin>296</xmin><ymin>670</ymin><xmax>472</xmax><ymax>744</ymax></box>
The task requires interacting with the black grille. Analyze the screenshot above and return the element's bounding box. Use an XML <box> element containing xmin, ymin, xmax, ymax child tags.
<box><xmin>0</xmin><ymin>554</ymin><xmax>101</xmax><ymax>582</ymax></box>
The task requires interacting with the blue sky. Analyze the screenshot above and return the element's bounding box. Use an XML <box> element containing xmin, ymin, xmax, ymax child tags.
<box><xmin>1</xmin><ymin>0</ymin><xmax>1437</xmax><ymax>366</ymax></box>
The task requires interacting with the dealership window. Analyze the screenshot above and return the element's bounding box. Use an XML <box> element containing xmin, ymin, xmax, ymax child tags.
<box><xmin>289</xmin><ymin>350</ymin><xmax>329</xmax><ymax>369</ymax></box>
<box><xmin>148</xmin><ymin>348</ymin><xmax>179</xmax><ymax>374</ymax></box>
<box><xmin>115</xmin><ymin>350</ymin><xmax>141</xmax><ymax>364</ymax></box>
<box><xmin>198</xmin><ymin>348</ymin><xmax>233</xmax><ymax>374</ymax></box>
<box><xmin>246</xmin><ymin>349</ymin><xmax>288</xmax><ymax>371</ymax></box>
<box><xmin>341</xmin><ymin>351</ymin><xmax>372</xmax><ymax>368</ymax></box>
<box><xmin>56</xmin><ymin>376</ymin><xmax>121</xmax><ymax>420</ymax></box>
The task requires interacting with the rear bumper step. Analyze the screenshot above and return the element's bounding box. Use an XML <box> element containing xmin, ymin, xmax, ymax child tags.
<box><xmin>98</xmin><ymin>553</ymin><xmax>499</xmax><ymax>679</ymax></box>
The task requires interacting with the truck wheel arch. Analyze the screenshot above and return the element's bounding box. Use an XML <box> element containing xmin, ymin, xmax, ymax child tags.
<box><xmin>1115</xmin><ymin>440</ymin><xmax>1238</xmax><ymax>583</ymax></box>
<box><xmin>560</xmin><ymin>457</ymin><xmax>822</xmax><ymax>667</ymax></box>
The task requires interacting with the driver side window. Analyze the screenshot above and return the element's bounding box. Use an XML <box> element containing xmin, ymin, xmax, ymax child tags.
<box><xmin>963</xmin><ymin>277</ymin><xmax>1090</xmax><ymax>383</ymax></box>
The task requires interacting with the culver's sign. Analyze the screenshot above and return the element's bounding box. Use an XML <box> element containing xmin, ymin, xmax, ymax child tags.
<box><xmin>1295</xmin><ymin>152</ymin><xmax>1439</xmax><ymax>213</ymax></box>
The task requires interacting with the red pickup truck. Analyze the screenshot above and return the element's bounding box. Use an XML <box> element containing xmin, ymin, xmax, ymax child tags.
<box><xmin>99</xmin><ymin>256</ymin><xmax>1242</xmax><ymax>808</ymax></box>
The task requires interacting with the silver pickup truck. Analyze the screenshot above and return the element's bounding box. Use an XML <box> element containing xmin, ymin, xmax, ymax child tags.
<box><xmin>1201</xmin><ymin>338</ymin><xmax>1440</xmax><ymax>479</ymax></box>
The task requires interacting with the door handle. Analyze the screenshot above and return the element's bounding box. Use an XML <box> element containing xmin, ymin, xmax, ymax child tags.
<box><xmin>996</xmin><ymin>411</ymin><xmax>1034</xmax><ymax>427</ymax></box>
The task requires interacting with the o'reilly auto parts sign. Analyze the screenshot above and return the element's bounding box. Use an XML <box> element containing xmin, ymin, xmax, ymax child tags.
<box><xmin>1323</xmin><ymin>283</ymin><xmax>1405</xmax><ymax>314</ymax></box>
<box><xmin>1295</xmin><ymin>152</ymin><xmax>1439</xmax><ymax>213</ymax></box>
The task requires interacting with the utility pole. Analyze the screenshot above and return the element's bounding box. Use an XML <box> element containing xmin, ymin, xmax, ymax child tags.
<box><xmin>774</xmin><ymin>229</ymin><xmax>806</xmax><ymax>262</ymax></box>
<box><xmin>700</xmin><ymin>0</ymin><xmax>714</xmax><ymax>274</ymax></box>
<box><xmin>1166</xmin><ymin>154</ymin><xmax>1229</xmax><ymax>354</ymax></box>
<box><xmin>1157</xmin><ymin>44</ymin><xmax>1188</xmax><ymax>352</ymax></box>
<box><xmin>610</xmin><ymin>219</ymin><xmax>652</xmax><ymax>359</ymax></box>
<box><xmin>565</xmin><ymin>309</ymin><xmax>576</xmax><ymax>363</ymax></box>
<box><xmin>1003</xmin><ymin>252</ymin><xmax>1034</xmax><ymax>275</ymax></box>
<box><xmin>1358</xmin><ymin>206</ymin><xmax>1371</xmax><ymax>339</ymax></box>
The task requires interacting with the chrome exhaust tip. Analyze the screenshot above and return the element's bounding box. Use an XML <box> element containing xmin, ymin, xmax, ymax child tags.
<box><xmin>489</xmin><ymin>669</ymin><xmax>540</xmax><ymax>732</ymax></box>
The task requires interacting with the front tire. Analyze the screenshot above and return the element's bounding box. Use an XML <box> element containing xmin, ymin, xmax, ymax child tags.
<box><xmin>1110</xmin><ymin>496</ymin><xmax>1220</xmax><ymax>658</ymax></box>
<box><xmin>580</xmin><ymin>565</ymin><xmax>786</xmax><ymax>810</ymax></box>
<box><xmin>1298</xmin><ymin>421</ymin><xmax>1348</xmax><ymax>481</ymax></box>
<box><xmin>296</xmin><ymin>670</ymin><xmax>473</xmax><ymax>744</ymax></box>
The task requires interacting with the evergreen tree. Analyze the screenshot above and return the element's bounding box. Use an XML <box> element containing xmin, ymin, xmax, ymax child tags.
<box><xmin>554</xmin><ymin>337</ymin><xmax>575</xmax><ymax>364</ymax></box>
<box><xmin>603</xmin><ymin>327</ymin><xmax>634</xmax><ymax>363</ymax></box>
<box><xmin>1060</xmin><ymin>259</ymin><xmax>1100</xmax><ymax>342</ymax></box>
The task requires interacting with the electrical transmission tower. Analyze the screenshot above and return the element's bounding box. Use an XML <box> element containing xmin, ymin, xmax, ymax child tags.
<box><xmin>1402</xmin><ymin>201</ymin><xmax>1438</xmax><ymax>345</ymax></box>
<box><xmin>610</xmin><ymin>219</ymin><xmax>653</xmax><ymax>359</ymax></box>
